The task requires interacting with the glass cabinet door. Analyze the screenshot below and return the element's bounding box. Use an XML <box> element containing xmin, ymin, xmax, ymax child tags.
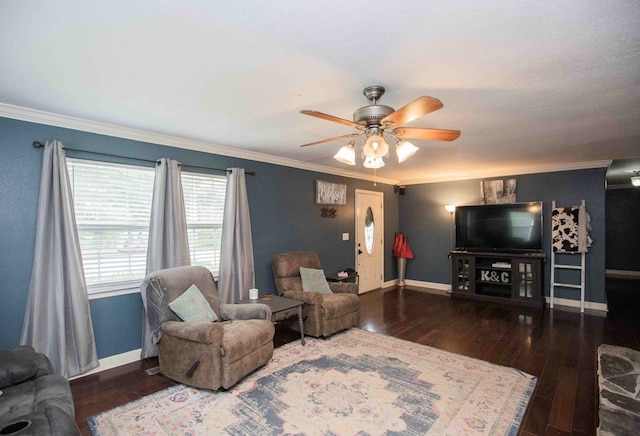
<box><xmin>514</xmin><ymin>259</ymin><xmax>538</xmax><ymax>301</ymax></box>
<box><xmin>455</xmin><ymin>256</ymin><xmax>473</xmax><ymax>293</ymax></box>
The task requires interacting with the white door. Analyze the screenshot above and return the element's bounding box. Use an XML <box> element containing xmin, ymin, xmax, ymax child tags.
<box><xmin>355</xmin><ymin>190</ymin><xmax>384</xmax><ymax>293</ymax></box>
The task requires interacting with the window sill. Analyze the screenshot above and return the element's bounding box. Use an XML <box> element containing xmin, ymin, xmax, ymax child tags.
<box><xmin>86</xmin><ymin>270</ymin><xmax>220</xmax><ymax>300</ymax></box>
<box><xmin>88</xmin><ymin>285</ymin><xmax>141</xmax><ymax>300</ymax></box>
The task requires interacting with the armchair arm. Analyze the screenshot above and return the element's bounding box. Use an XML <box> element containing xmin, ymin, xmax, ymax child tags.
<box><xmin>329</xmin><ymin>282</ymin><xmax>359</xmax><ymax>295</ymax></box>
<box><xmin>220</xmin><ymin>303</ymin><xmax>272</xmax><ymax>321</ymax></box>
<box><xmin>282</xmin><ymin>289</ymin><xmax>323</xmax><ymax>305</ymax></box>
<box><xmin>0</xmin><ymin>346</ymin><xmax>43</xmax><ymax>389</ymax></box>
<box><xmin>161</xmin><ymin>321</ymin><xmax>223</xmax><ymax>345</ymax></box>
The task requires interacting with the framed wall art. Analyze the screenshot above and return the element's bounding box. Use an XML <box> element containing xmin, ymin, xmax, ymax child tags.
<box><xmin>481</xmin><ymin>178</ymin><xmax>516</xmax><ymax>204</ymax></box>
<box><xmin>316</xmin><ymin>180</ymin><xmax>347</xmax><ymax>205</ymax></box>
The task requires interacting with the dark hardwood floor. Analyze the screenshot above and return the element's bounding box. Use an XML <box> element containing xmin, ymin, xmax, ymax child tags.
<box><xmin>71</xmin><ymin>281</ymin><xmax>640</xmax><ymax>435</ymax></box>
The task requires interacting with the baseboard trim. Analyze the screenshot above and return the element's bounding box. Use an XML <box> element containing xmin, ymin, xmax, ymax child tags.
<box><xmin>383</xmin><ymin>280</ymin><xmax>397</xmax><ymax>289</ymax></box>
<box><xmin>545</xmin><ymin>296</ymin><xmax>608</xmax><ymax>313</ymax></box>
<box><xmin>71</xmin><ymin>348</ymin><xmax>142</xmax><ymax>380</ymax></box>
<box><xmin>390</xmin><ymin>279</ymin><xmax>609</xmax><ymax>312</ymax></box>
<box><xmin>403</xmin><ymin>279</ymin><xmax>451</xmax><ymax>295</ymax></box>
<box><xmin>606</xmin><ymin>269</ymin><xmax>640</xmax><ymax>279</ymax></box>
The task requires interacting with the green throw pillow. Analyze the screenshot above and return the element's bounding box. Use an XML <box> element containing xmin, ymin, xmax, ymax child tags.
<box><xmin>300</xmin><ymin>267</ymin><xmax>333</xmax><ymax>295</ymax></box>
<box><xmin>168</xmin><ymin>284</ymin><xmax>218</xmax><ymax>322</ymax></box>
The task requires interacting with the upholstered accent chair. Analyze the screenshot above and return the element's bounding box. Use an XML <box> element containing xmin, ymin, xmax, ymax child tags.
<box><xmin>141</xmin><ymin>266</ymin><xmax>275</xmax><ymax>390</ymax></box>
<box><xmin>272</xmin><ymin>251</ymin><xmax>359</xmax><ymax>338</ymax></box>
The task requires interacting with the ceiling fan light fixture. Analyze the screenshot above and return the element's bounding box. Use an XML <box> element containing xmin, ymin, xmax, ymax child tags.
<box><xmin>396</xmin><ymin>139</ymin><xmax>419</xmax><ymax>163</ymax></box>
<box><xmin>363</xmin><ymin>156</ymin><xmax>385</xmax><ymax>169</ymax></box>
<box><xmin>300</xmin><ymin>86</ymin><xmax>460</xmax><ymax>173</ymax></box>
<box><xmin>362</xmin><ymin>134</ymin><xmax>389</xmax><ymax>158</ymax></box>
<box><xmin>333</xmin><ymin>142</ymin><xmax>356</xmax><ymax>165</ymax></box>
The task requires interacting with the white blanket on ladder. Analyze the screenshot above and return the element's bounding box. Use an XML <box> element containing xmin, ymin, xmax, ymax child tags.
<box><xmin>551</xmin><ymin>205</ymin><xmax>592</xmax><ymax>253</ymax></box>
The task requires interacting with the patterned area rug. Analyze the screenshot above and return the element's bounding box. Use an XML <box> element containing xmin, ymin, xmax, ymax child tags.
<box><xmin>89</xmin><ymin>329</ymin><xmax>536</xmax><ymax>435</ymax></box>
<box><xmin>597</xmin><ymin>344</ymin><xmax>640</xmax><ymax>435</ymax></box>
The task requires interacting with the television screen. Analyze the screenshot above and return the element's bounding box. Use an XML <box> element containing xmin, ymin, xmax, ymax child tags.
<box><xmin>455</xmin><ymin>202</ymin><xmax>543</xmax><ymax>252</ymax></box>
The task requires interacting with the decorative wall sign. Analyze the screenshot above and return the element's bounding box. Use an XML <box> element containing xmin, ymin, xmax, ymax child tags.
<box><xmin>478</xmin><ymin>269</ymin><xmax>511</xmax><ymax>283</ymax></box>
<box><xmin>321</xmin><ymin>207</ymin><xmax>338</xmax><ymax>218</ymax></box>
<box><xmin>316</xmin><ymin>180</ymin><xmax>347</xmax><ymax>205</ymax></box>
<box><xmin>481</xmin><ymin>178</ymin><xmax>516</xmax><ymax>204</ymax></box>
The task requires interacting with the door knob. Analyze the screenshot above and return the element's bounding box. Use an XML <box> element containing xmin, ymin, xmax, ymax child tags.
<box><xmin>358</xmin><ymin>249</ymin><xmax>363</xmax><ymax>255</ymax></box>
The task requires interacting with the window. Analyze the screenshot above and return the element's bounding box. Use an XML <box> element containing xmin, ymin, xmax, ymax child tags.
<box><xmin>68</xmin><ymin>159</ymin><xmax>155</xmax><ymax>293</ymax></box>
<box><xmin>182</xmin><ymin>171</ymin><xmax>226</xmax><ymax>275</ymax></box>
<box><xmin>68</xmin><ymin>159</ymin><xmax>227</xmax><ymax>295</ymax></box>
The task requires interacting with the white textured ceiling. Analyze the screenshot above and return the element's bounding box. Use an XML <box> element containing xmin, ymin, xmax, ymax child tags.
<box><xmin>1</xmin><ymin>1</ymin><xmax>639</xmax><ymax>184</ymax></box>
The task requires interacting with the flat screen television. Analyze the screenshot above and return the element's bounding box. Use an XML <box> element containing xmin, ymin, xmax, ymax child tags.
<box><xmin>455</xmin><ymin>202</ymin><xmax>543</xmax><ymax>253</ymax></box>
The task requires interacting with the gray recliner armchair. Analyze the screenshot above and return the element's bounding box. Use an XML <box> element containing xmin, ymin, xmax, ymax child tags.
<box><xmin>141</xmin><ymin>266</ymin><xmax>275</xmax><ymax>390</ymax></box>
<box><xmin>272</xmin><ymin>251</ymin><xmax>359</xmax><ymax>338</ymax></box>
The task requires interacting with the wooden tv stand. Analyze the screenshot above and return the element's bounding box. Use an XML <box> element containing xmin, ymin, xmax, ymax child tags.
<box><xmin>450</xmin><ymin>251</ymin><xmax>545</xmax><ymax>308</ymax></box>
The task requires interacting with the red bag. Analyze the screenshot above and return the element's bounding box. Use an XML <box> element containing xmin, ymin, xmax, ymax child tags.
<box><xmin>393</xmin><ymin>233</ymin><xmax>414</xmax><ymax>259</ymax></box>
<box><xmin>393</xmin><ymin>233</ymin><xmax>403</xmax><ymax>257</ymax></box>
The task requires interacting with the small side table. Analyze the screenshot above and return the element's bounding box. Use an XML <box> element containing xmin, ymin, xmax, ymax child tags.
<box><xmin>236</xmin><ymin>295</ymin><xmax>305</xmax><ymax>345</ymax></box>
<box><xmin>326</xmin><ymin>272</ymin><xmax>359</xmax><ymax>284</ymax></box>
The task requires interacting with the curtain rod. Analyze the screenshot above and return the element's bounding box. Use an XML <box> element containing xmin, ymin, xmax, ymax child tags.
<box><xmin>32</xmin><ymin>141</ymin><xmax>255</xmax><ymax>176</ymax></box>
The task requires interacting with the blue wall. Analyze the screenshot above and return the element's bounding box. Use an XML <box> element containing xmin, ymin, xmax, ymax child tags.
<box><xmin>0</xmin><ymin>117</ymin><xmax>399</xmax><ymax>356</ymax></box>
<box><xmin>0</xmin><ymin>114</ymin><xmax>607</xmax><ymax>360</ymax></box>
<box><xmin>399</xmin><ymin>168</ymin><xmax>607</xmax><ymax>303</ymax></box>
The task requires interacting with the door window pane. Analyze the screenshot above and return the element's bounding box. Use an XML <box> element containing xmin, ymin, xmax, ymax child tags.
<box><xmin>364</xmin><ymin>206</ymin><xmax>375</xmax><ymax>254</ymax></box>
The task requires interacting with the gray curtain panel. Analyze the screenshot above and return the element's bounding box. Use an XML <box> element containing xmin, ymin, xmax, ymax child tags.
<box><xmin>218</xmin><ymin>168</ymin><xmax>255</xmax><ymax>304</ymax></box>
<box><xmin>146</xmin><ymin>158</ymin><xmax>191</xmax><ymax>273</ymax></box>
<box><xmin>20</xmin><ymin>140</ymin><xmax>99</xmax><ymax>378</ymax></box>
<box><xmin>140</xmin><ymin>158</ymin><xmax>191</xmax><ymax>358</ymax></box>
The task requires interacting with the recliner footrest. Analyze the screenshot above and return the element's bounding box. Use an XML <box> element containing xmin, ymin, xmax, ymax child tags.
<box><xmin>221</xmin><ymin>320</ymin><xmax>274</xmax><ymax>363</ymax></box>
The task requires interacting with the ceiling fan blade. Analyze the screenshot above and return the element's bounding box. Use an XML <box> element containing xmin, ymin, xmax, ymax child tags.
<box><xmin>300</xmin><ymin>110</ymin><xmax>366</xmax><ymax>130</ymax></box>
<box><xmin>300</xmin><ymin>133</ymin><xmax>360</xmax><ymax>147</ymax></box>
<box><xmin>393</xmin><ymin>127</ymin><xmax>461</xmax><ymax>142</ymax></box>
<box><xmin>381</xmin><ymin>96</ymin><xmax>444</xmax><ymax>127</ymax></box>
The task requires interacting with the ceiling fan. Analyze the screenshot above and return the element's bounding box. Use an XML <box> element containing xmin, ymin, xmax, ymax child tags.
<box><xmin>300</xmin><ymin>85</ymin><xmax>461</xmax><ymax>168</ymax></box>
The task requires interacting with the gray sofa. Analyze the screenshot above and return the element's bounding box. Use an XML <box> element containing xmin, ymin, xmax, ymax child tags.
<box><xmin>0</xmin><ymin>345</ymin><xmax>79</xmax><ymax>435</ymax></box>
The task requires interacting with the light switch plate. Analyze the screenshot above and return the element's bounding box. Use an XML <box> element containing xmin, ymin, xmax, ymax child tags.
<box><xmin>342</xmin><ymin>232</ymin><xmax>349</xmax><ymax>241</ymax></box>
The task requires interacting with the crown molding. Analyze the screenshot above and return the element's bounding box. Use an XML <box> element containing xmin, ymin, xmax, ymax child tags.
<box><xmin>2</xmin><ymin>102</ymin><xmax>606</xmax><ymax>187</ymax></box>
<box><xmin>399</xmin><ymin>160</ymin><xmax>611</xmax><ymax>185</ymax></box>
<box><xmin>0</xmin><ymin>103</ymin><xmax>399</xmax><ymax>186</ymax></box>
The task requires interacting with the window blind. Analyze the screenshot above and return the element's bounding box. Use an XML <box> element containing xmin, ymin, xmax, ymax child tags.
<box><xmin>68</xmin><ymin>160</ymin><xmax>227</xmax><ymax>293</ymax></box>
<box><xmin>182</xmin><ymin>171</ymin><xmax>227</xmax><ymax>275</ymax></box>
<box><xmin>68</xmin><ymin>159</ymin><xmax>155</xmax><ymax>291</ymax></box>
